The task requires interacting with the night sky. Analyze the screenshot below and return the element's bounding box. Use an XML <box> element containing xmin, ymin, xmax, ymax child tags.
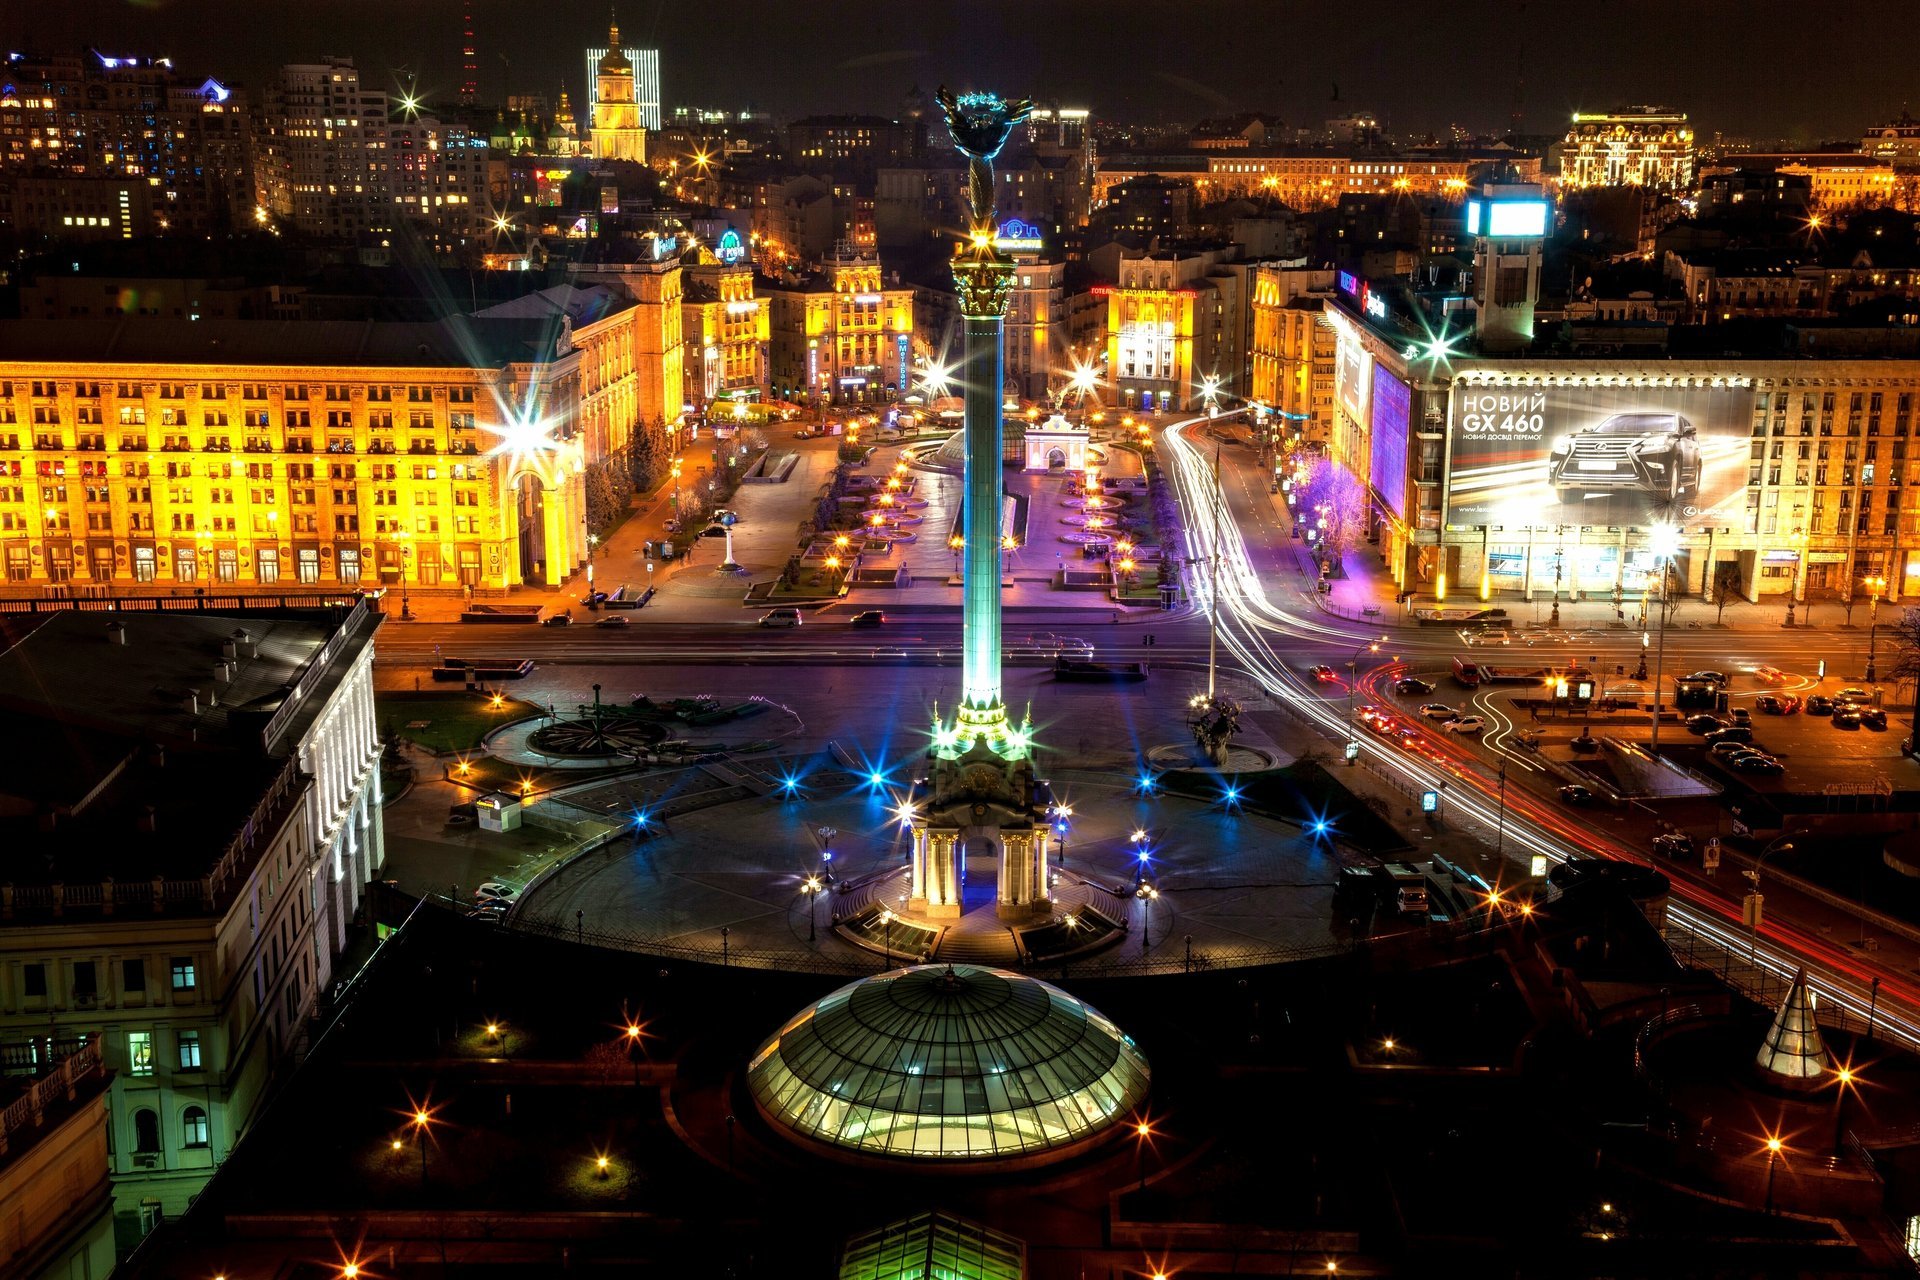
<box><xmin>5</xmin><ymin>0</ymin><xmax>1912</xmax><ymax>139</ymax></box>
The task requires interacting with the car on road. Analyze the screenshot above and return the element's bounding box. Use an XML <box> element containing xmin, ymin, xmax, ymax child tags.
<box><xmin>663</xmin><ymin>518</ymin><xmax>682</xmax><ymax>533</ymax></box>
<box><xmin>541</xmin><ymin>611</ymin><xmax>573</xmax><ymax>627</ymax></box>
<box><xmin>1309</xmin><ymin>664</ymin><xmax>1338</xmax><ymax>682</ymax></box>
<box><xmin>850</xmin><ymin>610</ymin><xmax>886</xmax><ymax>628</ymax></box>
<box><xmin>1443</xmin><ymin>715</ymin><xmax>1486</xmax><ymax>734</ymax></box>
<box><xmin>465</xmin><ymin>903</ymin><xmax>508</xmax><ymax>924</ymax></box>
<box><xmin>1727</xmin><ymin>708</ymin><xmax>1751</xmax><ymax>726</ymax></box>
<box><xmin>1419</xmin><ymin>703</ymin><xmax>1459</xmax><ymax>721</ymax></box>
<box><xmin>1756</xmin><ymin>693</ymin><xmax>1801</xmax><ymax>715</ymax></box>
<box><xmin>1548</xmin><ymin>409</ymin><xmax>1702</xmax><ymax>504</ymax></box>
<box><xmin>1684</xmin><ymin>670</ymin><xmax>1732</xmax><ymax>686</ymax></box>
<box><xmin>1831</xmin><ymin>708</ymin><xmax>1863</xmax><ymax>729</ymax></box>
<box><xmin>1558</xmin><ymin>783</ymin><xmax>1597</xmax><ymax>806</ymax></box>
<box><xmin>1685</xmin><ymin>714</ymin><xmax>1725</xmax><ymax>735</ymax></box>
<box><xmin>1524</xmin><ymin>629</ymin><xmax>1574</xmax><ymax>645</ymax></box>
<box><xmin>595</xmin><ymin>615</ymin><xmax>629</xmax><ymax>627</ymax></box>
<box><xmin>1836</xmin><ymin>686</ymin><xmax>1872</xmax><ymax>702</ymax></box>
<box><xmin>1750</xmin><ymin>665</ymin><xmax>1788</xmax><ymax>685</ymax></box>
<box><xmin>1651</xmin><ymin>832</ymin><xmax>1695</xmax><ymax>860</ymax></box>
<box><xmin>1394</xmin><ymin>676</ymin><xmax>1435</xmax><ymax>696</ymax></box>
<box><xmin>1732</xmin><ymin>754</ymin><xmax>1785</xmax><ymax>774</ymax></box>
<box><xmin>474</xmin><ymin>881</ymin><xmax>518</xmax><ymax>902</ymax></box>
<box><xmin>1804</xmin><ymin>694</ymin><xmax>1835</xmax><ymax>715</ymax></box>
<box><xmin>1860</xmin><ymin>706</ymin><xmax>1888</xmax><ymax>730</ymax></box>
<box><xmin>1703</xmin><ymin>725</ymin><xmax>1753</xmax><ymax>745</ymax></box>
<box><xmin>1459</xmin><ymin>628</ymin><xmax>1512</xmax><ymax>645</ymax></box>
<box><xmin>758</xmin><ymin>608</ymin><xmax>802</xmax><ymax>628</ymax></box>
<box><xmin>1709</xmin><ymin>740</ymin><xmax>1762</xmax><ymax>761</ymax></box>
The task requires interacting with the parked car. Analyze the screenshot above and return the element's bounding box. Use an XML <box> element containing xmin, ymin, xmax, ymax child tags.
<box><xmin>1549</xmin><ymin>410</ymin><xmax>1701</xmax><ymax>504</ymax></box>
<box><xmin>1684</xmin><ymin>714</ymin><xmax>1725</xmax><ymax>735</ymax></box>
<box><xmin>474</xmin><ymin>881</ymin><xmax>518</xmax><ymax>901</ymax></box>
<box><xmin>465</xmin><ymin>904</ymin><xmax>507</xmax><ymax>924</ymax></box>
<box><xmin>663</xmin><ymin>517</ymin><xmax>682</xmax><ymax>533</ymax></box>
<box><xmin>1684</xmin><ymin>670</ymin><xmax>1732</xmax><ymax>686</ymax></box>
<box><xmin>595</xmin><ymin>615</ymin><xmax>630</xmax><ymax>627</ymax></box>
<box><xmin>1728</xmin><ymin>708</ymin><xmax>1752</xmax><ymax>726</ymax></box>
<box><xmin>1861</xmin><ymin>707</ymin><xmax>1888</xmax><ymax>730</ymax></box>
<box><xmin>1832</xmin><ymin>708</ymin><xmax>1863</xmax><ymax>729</ymax></box>
<box><xmin>1756</xmin><ymin>694</ymin><xmax>1800</xmax><ymax>715</ymax></box>
<box><xmin>1558</xmin><ymin>783</ymin><xmax>1597</xmax><ymax>806</ymax></box>
<box><xmin>1703</xmin><ymin>725</ymin><xmax>1753</xmax><ymax>744</ymax></box>
<box><xmin>1733</xmin><ymin>754</ymin><xmax>1785</xmax><ymax>775</ymax></box>
<box><xmin>1651</xmin><ymin>832</ymin><xmax>1695</xmax><ymax>860</ymax></box>
<box><xmin>850</xmin><ymin>610</ymin><xmax>886</xmax><ymax>628</ymax></box>
<box><xmin>1394</xmin><ymin>676</ymin><xmax>1435</xmax><ymax>696</ymax></box>
<box><xmin>1836</xmin><ymin>686</ymin><xmax>1871</xmax><ymax>703</ymax></box>
<box><xmin>1804</xmin><ymin>695</ymin><xmax>1835</xmax><ymax>715</ymax></box>
<box><xmin>542</xmin><ymin>611</ymin><xmax>573</xmax><ymax>627</ymax></box>
<box><xmin>1710</xmin><ymin>740</ymin><xmax>1761</xmax><ymax>761</ymax></box>
<box><xmin>1443</xmin><ymin>715</ymin><xmax>1486</xmax><ymax>734</ymax></box>
<box><xmin>1419</xmin><ymin>703</ymin><xmax>1460</xmax><ymax>721</ymax></box>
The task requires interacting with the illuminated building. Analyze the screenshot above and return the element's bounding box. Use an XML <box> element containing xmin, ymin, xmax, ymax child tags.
<box><xmin>0</xmin><ymin>1038</ymin><xmax>114</xmax><ymax>1277</ymax></box>
<box><xmin>1099</xmin><ymin>246</ymin><xmax>1251</xmax><ymax>412</ymax></box>
<box><xmin>586</xmin><ymin>19</ymin><xmax>656</xmax><ymax>157</ymax></box>
<box><xmin>1005</xmin><ymin>254</ymin><xmax>1065</xmax><ymax>403</ymax></box>
<box><xmin>1094</xmin><ymin>151</ymin><xmax>1529</xmax><ymax>210</ymax></box>
<box><xmin>0</xmin><ymin>599</ymin><xmax>383</xmax><ymax>1241</ymax></box>
<box><xmin>764</xmin><ymin>244</ymin><xmax>914</xmax><ymax>405</ymax></box>
<box><xmin>1707</xmin><ymin>152</ymin><xmax>1897</xmax><ymax>211</ymax></box>
<box><xmin>570</xmin><ymin>257</ymin><xmax>686</xmax><ymax>431</ymax></box>
<box><xmin>1862</xmin><ymin>111</ymin><xmax>1920</xmax><ymax>163</ymax></box>
<box><xmin>1249</xmin><ymin>264</ymin><xmax>1337</xmax><ymax>440</ymax></box>
<box><xmin>259</xmin><ymin>58</ymin><xmax>391</xmax><ymax>237</ymax></box>
<box><xmin>0</xmin><ymin>312</ymin><xmax>633</xmax><ymax>593</ymax></box>
<box><xmin>787</xmin><ymin>115</ymin><xmax>917</xmax><ymax>175</ymax></box>
<box><xmin>0</xmin><ymin>49</ymin><xmax>253</xmax><ymax>238</ymax></box>
<box><xmin>682</xmin><ymin>240</ymin><xmax>768</xmax><ymax>411</ymax></box>
<box><xmin>1667</xmin><ymin>250</ymin><xmax>1920</xmax><ymax>325</ymax></box>
<box><xmin>385</xmin><ymin>109</ymin><xmax>489</xmax><ymax>247</ymax></box>
<box><xmin>1559</xmin><ymin>107</ymin><xmax>1694</xmax><ymax>191</ymax></box>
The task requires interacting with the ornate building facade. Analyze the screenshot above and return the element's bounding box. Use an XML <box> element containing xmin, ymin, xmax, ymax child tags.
<box><xmin>587</xmin><ymin>20</ymin><xmax>648</xmax><ymax>163</ymax></box>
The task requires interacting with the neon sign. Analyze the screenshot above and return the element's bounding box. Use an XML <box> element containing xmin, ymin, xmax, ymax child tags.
<box><xmin>717</xmin><ymin>228</ymin><xmax>746</xmax><ymax>264</ymax></box>
<box><xmin>993</xmin><ymin>218</ymin><xmax>1045</xmax><ymax>252</ymax></box>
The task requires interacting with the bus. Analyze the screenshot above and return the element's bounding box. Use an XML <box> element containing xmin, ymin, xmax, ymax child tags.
<box><xmin>1452</xmin><ymin>656</ymin><xmax>1484</xmax><ymax>688</ymax></box>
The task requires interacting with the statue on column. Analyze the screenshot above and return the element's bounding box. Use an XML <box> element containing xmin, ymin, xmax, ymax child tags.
<box><xmin>935</xmin><ymin>87</ymin><xmax>1034</xmax><ymax>233</ymax></box>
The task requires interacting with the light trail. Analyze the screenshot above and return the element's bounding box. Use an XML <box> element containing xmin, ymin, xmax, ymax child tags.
<box><xmin>1159</xmin><ymin>416</ymin><xmax>1920</xmax><ymax>1052</ymax></box>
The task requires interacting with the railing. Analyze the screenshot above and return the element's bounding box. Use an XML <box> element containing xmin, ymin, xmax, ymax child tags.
<box><xmin>0</xmin><ymin>1035</ymin><xmax>103</xmax><ymax>1158</ymax></box>
<box><xmin>258</xmin><ymin>596</ymin><xmax>379</xmax><ymax>748</ymax></box>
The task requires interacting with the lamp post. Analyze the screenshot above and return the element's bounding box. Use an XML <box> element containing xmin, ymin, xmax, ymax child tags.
<box><xmin>1139</xmin><ymin>883</ymin><xmax>1158</xmax><ymax>952</ymax></box>
<box><xmin>1647</xmin><ymin>523</ymin><xmax>1680</xmax><ymax>755</ymax></box>
<box><xmin>803</xmin><ymin>874</ymin><xmax>822</xmax><ymax>942</ymax></box>
<box><xmin>878</xmin><ymin>907</ymin><xmax>894</xmax><ymax>969</ymax></box>
<box><xmin>1864</xmin><ymin>574</ymin><xmax>1886</xmax><ymax>681</ymax></box>
<box><xmin>1763</xmin><ymin>1136</ymin><xmax>1783</xmax><ymax>1214</ymax></box>
<box><xmin>1831</xmin><ymin>1063</ymin><xmax>1859</xmax><ymax>1157</ymax></box>
<box><xmin>395</xmin><ymin>530</ymin><xmax>414</xmax><ymax>620</ymax></box>
<box><xmin>1346</xmin><ymin>636</ymin><xmax>1385</xmax><ymax>745</ymax></box>
<box><xmin>1745</xmin><ymin>836</ymin><xmax>1793</xmax><ymax>971</ymax></box>
<box><xmin>586</xmin><ymin>531</ymin><xmax>598</xmax><ymax>596</ymax></box>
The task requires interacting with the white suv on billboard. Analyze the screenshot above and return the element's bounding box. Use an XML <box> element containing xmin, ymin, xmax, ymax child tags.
<box><xmin>1548</xmin><ymin>411</ymin><xmax>1701</xmax><ymax>504</ymax></box>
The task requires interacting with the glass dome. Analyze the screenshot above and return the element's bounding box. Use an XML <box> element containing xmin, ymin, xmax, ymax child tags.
<box><xmin>747</xmin><ymin>964</ymin><xmax>1150</xmax><ymax>1163</ymax></box>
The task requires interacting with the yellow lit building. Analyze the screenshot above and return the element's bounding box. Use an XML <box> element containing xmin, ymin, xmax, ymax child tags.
<box><xmin>1559</xmin><ymin>108</ymin><xmax>1694</xmax><ymax>191</ymax></box>
<box><xmin>765</xmin><ymin>245</ymin><xmax>914</xmax><ymax>405</ymax></box>
<box><xmin>0</xmin><ymin>312</ymin><xmax>649</xmax><ymax>596</ymax></box>
<box><xmin>1093</xmin><ymin>153</ymin><xmax>1532</xmax><ymax>211</ymax></box>
<box><xmin>1249</xmin><ymin>265</ymin><xmax>1338</xmax><ymax>442</ymax></box>
<box><xmin>588</xmin><ymin>19</ymin><xmax>647</xmax><ymax>163</ymax></box>
<box><xmin>683</xmin><ymin>249</ymin><xmax>768</xmax><ymax>411</ymax></box>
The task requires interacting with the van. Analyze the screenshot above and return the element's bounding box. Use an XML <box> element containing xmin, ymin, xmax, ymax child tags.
<box><xmin>1395</xmin><ymin>884</ymin><xmax>1430</xmax><ymax>916</ymax></box>
<box><xmin>759</xmin><ymin>607</ymin><xmax>802</xmax><ymax>628</ymax></box>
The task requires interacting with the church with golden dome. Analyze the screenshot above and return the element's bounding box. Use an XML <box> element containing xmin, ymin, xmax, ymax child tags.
<box><xmin>587</xmin><ymin>11</ymin><xmax>650</xmax><ymax>162</ymax></box>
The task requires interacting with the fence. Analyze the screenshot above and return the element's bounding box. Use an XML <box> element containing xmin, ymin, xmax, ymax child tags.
<box><xmin>0</xmin><ymin>1035</ymin><xmax>103</xmax><ymax>1158</ymax></box>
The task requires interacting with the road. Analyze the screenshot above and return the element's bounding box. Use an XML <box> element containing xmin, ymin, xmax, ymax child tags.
<box><xmin>1157</xmin><ymin>411</ymin><xmax>1920</xmax><ymax>1051</ymax></box>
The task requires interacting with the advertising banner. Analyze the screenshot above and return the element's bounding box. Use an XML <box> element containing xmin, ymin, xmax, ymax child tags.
<box><xmin>1336</xmin><ymin>329</ymin><xmax>1371</xmax><ymax>427</ymax></box>
<box><xmin>1446</xmin><ymin>383</ymin><xmax>1755</xmax><ymax>527</ymax></box>
<box><xmin>1369</xmin><ymin>366</ymin><xmax>1411</xmax><ymax>517</ymax></box>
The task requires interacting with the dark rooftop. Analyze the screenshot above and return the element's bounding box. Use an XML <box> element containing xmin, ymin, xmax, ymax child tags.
<box><xmin>0</xmin><ymin>315</ymin><xmax>574</xmax><ymax>369</ymax></box>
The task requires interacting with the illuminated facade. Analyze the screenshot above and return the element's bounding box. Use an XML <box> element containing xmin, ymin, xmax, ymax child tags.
<box><xmin>259</xmin><ymin>58</ymin><xmax>391</xmax><ymax>237</ymax></box>
<box><xmin>1712</xmin><ymin>154</ymin><xmax>1898</xmax><ymax>211</ymax></box>
<box><xmin>1559</xmin><ymin>108</ymin><xmax>1695</xmax><ymax>191</ymax></box>
<box><xmin>0</xmin><ymin>601</ymin><xmax>383</xmax><ymax>1240</ymax></box>
<box><xmin>573</xmin><ymin>258</ymin><xmax>686</xmax><ymax>430</ymax></box>
<box><xmin>1249</xmin><ymin>266</ymin><xmax>1337</xmax><ymax>440</ymax></box>
<box><xmin>0</xmin><ymin>315</ymin><xmax>623</xmax><ymax>595</ymax></box>
<box><xmin>1093</xmin><ymin>152</ymin><xmax>1530</xmax><ymax>210</ymax></box>
<box><xmin>587</xmin><ymin>21</ymin><xmax>649</xmax><ymax>162</ymax></box>
<box><xmin>765</xmin><ymin>246</ymin><xmax>914</xmax><ymax>404</ymax></box>
<box><xmin>1102</xmin><ymin>249</ymin><xmax>1253</xmax><ymax>412</ymax></box>
<box><xmin>1006</xmin><ymin>257</ymin><xmax>1065</xmax><ymax>403</ymax></box>
<box><xmin>683</xmin><ymin>250</ymin><xmax>768</xmax><ymax>411</ymax></box>
<box><xmin>0</xmin><ymin>49</ymin><xmax>253</xmax><ymax>238</ymax></box>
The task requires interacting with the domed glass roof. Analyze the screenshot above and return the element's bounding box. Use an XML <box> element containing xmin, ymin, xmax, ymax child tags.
<box><xmin>748</xmin><ymin>964</ymin><xmax>1149</xmax><ymax>1162</ymax></box>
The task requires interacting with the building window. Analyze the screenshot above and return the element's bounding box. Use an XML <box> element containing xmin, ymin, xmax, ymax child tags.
<box><xmin>297</xmin><ymin>548</ymin><xmax>320</xmax><ymax>583</ymax></box>
<box><xmin>215</xmin><ymin>549</ymin><xmax>237</xmax><ymax>583</ymax></box>
<box><xmin>178</xmin><ymin>1031</ymin><xmax>202</xmax><ymax>1071</ymax></box>
<box><xmin>182</xmin><ymin>1106</ymin><xmax>210</xmax><ymax>1149</ymax></box>
<box><xmin>128</xmin><ymin>1031</ymin><xmax>154</xmax><ymax>1077</ymax></box>
<box><xmin>132</xmin><ymin>546</ymin><xmax>156</xmax><ymax>582</ymax></box>
<box><xmin>73</xmin><ymin>960</ymin><xmax>97</xmax><ymax>1002</ymax></box>
<box><xmin>256</xmin><ymin>548</ymin><xmax>280</xmax><ymax>584</ymax></box>
<box><xmin>123</xmin><ymin>957</ymin><xmax>145</xmax><ymax>995</ymax></box>
<box><xmin>174</xmin><ymin>547</ymin><xmax>197</xmax><ymax>582</ymax></box>
<box><xmin>170</xmin><ymin>958</ymin><xmax>197</xmax><ymax>991</ymax></box>
<box><xmin>132</xmin><ymin>1108</ymin><xmax>161</xmax><ymax>1156</ymax></box>
<box><xmin>338</xmin><ymin>547</ymin><xmax>361</xmax><ymax>583</ymax></box>
<box><xmin>23</xmin><ymin>963</ymin><xmax>46</xmax><ymax>998</ymax></box>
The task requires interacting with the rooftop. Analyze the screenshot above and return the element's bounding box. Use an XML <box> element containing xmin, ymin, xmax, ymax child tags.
<box><xmin>0</xmin><ymin>315</ymin><xmax>576</xmax><ymax>369</ymax></box>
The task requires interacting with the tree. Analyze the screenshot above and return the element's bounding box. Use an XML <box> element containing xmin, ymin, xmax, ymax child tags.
<box><xmin>628</xmin><ymin>417</ymin><xmax>671</xmax><ymax>490</ymax></box>
<box><xmin>1889</xmin><ymin>606</ymin><xmax>1920</xmax><ymax>740</ymax></box>
<box><xmin>1712</xmin><ymin>564</ymin><xmax>1743</xmax><ymax>624</ymax></box>
<box><xmin>1296</xmin><ymin>456</ymin><xmax>1367</xmax><ymax>566</ymax></box>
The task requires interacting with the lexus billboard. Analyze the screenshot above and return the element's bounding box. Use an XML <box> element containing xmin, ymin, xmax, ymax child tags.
<box><xmin>1446</xmin><ymin>383</ymin><xmax>1755</xmax><ymax>527</ymax></box>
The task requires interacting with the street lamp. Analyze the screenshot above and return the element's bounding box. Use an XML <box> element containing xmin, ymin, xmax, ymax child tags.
<box><xmin>1863</xmin><ymin>574</ymin><xmax>1886</xmax><ymax>681</ymax></box>
<box><xmin>1646</xmin><ymin>523</ymin><xmax>1680</xmax><ymax>755</ymax></box>
<box><xmin>1346</xmin><ymin>636</ymin><xmax>1386</xmax><ymax>762</ymax></box>
<box><xmin>1744</xmin><ymin>836</ymin><xmax>1793</xmax><ymax>970</ymax></box>
<box><xmin>1139</xmin><ymin>884</ymin><xmax>1158</xmax><ymax>952</ymax></box>
<box><xmin>1831</xmin><ymin>1062</ymin><xmax>1860</xmax><ymax>1157</ymax></box>
<box><xmin>803</xmin><ymin>874</ymin><xmax>823</xmax><ymax>942</ymax></box>
<box><xmin>1763</xmin><ymin>1135</ymin><xmax>1785</xmax><ymax>1214</ymax></box>
<box><xmin>395</xmin><ymin>529</ymin><xmax>414</xmax><ymax>620</ymax></box>
<box><xmin>586</xmin><ymin>531</ymin><xmax>599</xmax><ymax>595</ymax></box>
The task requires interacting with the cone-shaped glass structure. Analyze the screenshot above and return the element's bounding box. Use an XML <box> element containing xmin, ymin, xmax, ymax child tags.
<box><xmin>1754</xmin><ymin>966</ymin><xmax>1833</xmax><ymax>1086</ymax></box>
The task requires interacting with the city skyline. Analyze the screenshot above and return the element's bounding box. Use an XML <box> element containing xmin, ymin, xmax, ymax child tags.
<box><xmin>6</xmin><ymin>0</ymin><xmax>1915</xmax><ymax>138</ymax></box>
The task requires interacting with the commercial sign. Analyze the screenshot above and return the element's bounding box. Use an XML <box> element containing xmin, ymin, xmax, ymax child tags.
<box><xmin>994</xmin><ymin>218</ymin><xmax>1045</xmax><ymax>252</ymax></box>
<box><xmin>1369</xmin><ymin>365</ymin><xmax>1411</xmax><ymax>517</ymax></box>
<box><xmin>1445</xmin><ymin>382</ymin><xmax>1755</xmax><ymax>528</ymax></box>
<box><xmin>1334</xmin><ymin>325</ymin><xmax>1371</xmax><ymax>427</ymax></box>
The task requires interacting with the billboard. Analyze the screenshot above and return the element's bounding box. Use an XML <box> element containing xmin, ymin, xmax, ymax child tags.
<box><xmin>1370</xmin><ymin>365</ymin><xmax>1411</xmax><ymax>517</ymax></box>
<box><xmin>1335</xmin><ymin>327</ymin><xmax>1371</xmax><ymax>426</ymax></box>
<box><xmin>1446</xmin><ymin>382</ymin><xmax>1755</xmax><ymax>527</ymax></box>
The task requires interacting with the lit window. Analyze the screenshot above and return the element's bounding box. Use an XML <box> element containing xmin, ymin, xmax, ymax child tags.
<box><xmin>182</xmin><ymin>1105</ymin><xmax>210</xmax><ymax>1148</ymax></box>
<box><xmin>128</xmin><ymin>1031</ymin><xmax>154</xmax><ymax>1077</ymax></box>
<box><xmin>170</xmin><ymin>958</ymin><xmax>196</xmax><ymax>991</ymax></box>
<box><xmin>178</xmin><ymin>1030</ymin><xmax>202</xmax><ymax>1070</ymax></box>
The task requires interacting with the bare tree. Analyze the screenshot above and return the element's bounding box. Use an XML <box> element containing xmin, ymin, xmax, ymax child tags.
<box><xmin>1296</xmin><ymin>456</ymin><xmax>1368</xmax><ymax>567</ymax></box>
<box><xmin>1712</xmin><ymin>565</ymin><xmax>1742</xmax><ymax>625</ymax></box>
<box><xmin>1889</xmin><ymin>607</ymin><xmax>1920</xmax><ymax>739</ymax></box>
